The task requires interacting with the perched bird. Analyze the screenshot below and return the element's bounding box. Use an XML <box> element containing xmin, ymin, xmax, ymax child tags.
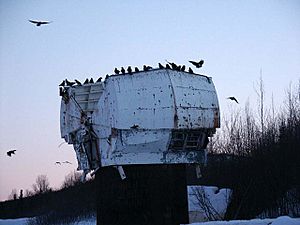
<box><xmin>29</xmin><ymin>20</ymin><xmax>52</xmax><ymax>26</ymax></box>
<box><xmin>65</xmin><ymin>79</ymin><xmax>75</xmax><ymax>86</ymax></box>
<box><xmin>89</xmin><ymin>78</ymin><xmax>94</xmax><ymax>84</ymax></box>
<box><xmin>189</xmin><ymin>60</ymin><xmax>204</xmax><ymax>68</ymax></box>
<box><xmin>158</xmin><ymin>63</ymin><xmax>164</xmax><ymax>69</ymax></box>
<box><xmin>130</xmin><ymin>124</ymin><xmax>139</xmax><ymax>129</ymax></box>
<box><xmin>181</xmin><ymin>65</ymin><xmax>186</xmax><ymax>72</ymax></box>
<box><xmin>165</xmin><ymin>64</ymin><xmax>171</xmax><ymax>69</ymax></box>
<box><xmin>114</xmin><ymin>68</ymin><xmax>120</xmax><ymax>74</ymax></box>
<box><xmin>59</xmin><ymin>80</ymin><xmax>66</xmax><ymax>87</ymax></box>
<box><xmin>127</xmin><ymin>66</ymin><xmax>133</xmax><ymax>75</ymax></box>
<box><xmin>75</xmin><ymin>79</ymin><xmax>82</xmax><ymax>86</ymax></box>
<box><xmin>134</xmin><ymin>67</ymin><xmax>140</xmax><ymax>72</ymax></box>
<box><xmin>143</xmin><ymin>65</ymin><xmax>152</xmax><ymax>71</ymax></box>
<box><xmin>166</xmin><ymin>60</ymin><xmax>178</xmax><ymax>70</ymax></box>
<box><xmin>177</xmin><ymin>65</ymin><xmax>182</xmax><ymax>71</ymax></box>
<box><xmin>59</xmin><ymin>87</ymin><xmax>64</xmax><ymax>96</ymax></box>
<box><xmin>105</xmin><ymin>74</ymin><xmax>109</xmax><ymax>79</ymax></box>
<box><xmin>188</xmin><ymin>67</ymin><xmax>194</xmax><ymax>74</ymax></box>
<box><xmin>227</xmin><ymin>97</ymin><xmax>239</xmax><ymax>104</ymax></box>
<box><xmin>96</xmin><ymin>77</ymin><xmax>102</xmax><ymax>83</ymax></box>
<box><xmin>121</xmin><ymin>67</ymin><xmax>126</xmax><ymax>74</ymax></box>
<box><xmin>84</xmin><ymin>78</ymin><xmax>89</xmax><ymax>84</ymax></box>
<box><xmin>7</xmin><ymin>150</ymin><xmax>16</xmax><ymax>157</ymax></box>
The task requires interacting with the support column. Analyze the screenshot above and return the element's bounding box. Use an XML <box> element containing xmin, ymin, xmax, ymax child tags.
<box><xmin>96</xmin><ymin>164</ymin><xmax>189</xmax><ymax>225</ymax></box>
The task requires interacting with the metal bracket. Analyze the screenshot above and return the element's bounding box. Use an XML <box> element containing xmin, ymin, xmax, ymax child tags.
<box><xmin>114</xmin><ymin>166</ymin><xmax>126</xmax><ymax>180</ymax></box>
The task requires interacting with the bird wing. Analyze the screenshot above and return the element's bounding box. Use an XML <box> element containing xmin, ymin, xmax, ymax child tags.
<box><xmin>29</xmin><ymin>20</ymin><xmax>39</xmax><ymax>24</ymax></box>
<box><xmin>40</xmin><ymin>21</ymin><xmax>51</xmax><ymax>24</ymax></box>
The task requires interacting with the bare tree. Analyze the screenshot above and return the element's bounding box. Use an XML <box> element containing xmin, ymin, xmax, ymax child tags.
<box><xmin>32</xmin><ymin>174</ymin><xmax>50</xmax><ymax>194</ymax></box>
<box><xmin>8</xmin><ymin>189</ymin><xmax>17</xmax><ymax>200</ymax></box>
<box><xmin>61</xmin><ymin>170</ymin><xmax>82</xmax><ymax>189</ymax></box>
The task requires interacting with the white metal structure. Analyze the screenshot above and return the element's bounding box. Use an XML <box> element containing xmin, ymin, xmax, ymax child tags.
<box><xmin>60</xmin><ymin>69</ymin><xmax>220</xmax><ymax>174</ymax></box>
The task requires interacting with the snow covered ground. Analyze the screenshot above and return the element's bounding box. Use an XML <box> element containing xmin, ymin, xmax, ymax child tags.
<box><xmin>188</xmin><ymin>185</ymin><xmax>232</xmax><ymax>222</ymax></box>
<box><xmin>185</xmin><ymin>216</ymin><xmax>300</xmax><ymax>225</ymax></box>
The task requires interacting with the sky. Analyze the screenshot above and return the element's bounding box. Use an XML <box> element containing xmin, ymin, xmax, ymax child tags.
<box><xmin>0</xmin><ymin>0</ymin><xmax>299</xmax><ymax>201</ymax></box>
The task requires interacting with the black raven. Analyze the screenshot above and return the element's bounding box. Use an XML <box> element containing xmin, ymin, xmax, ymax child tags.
<box><xmin>75</xmin><ymin>79</ymin><xmax>82</xmax><ymax>85</ymax></box>
<box><xmin>96</xmin><ymin>77</ymin><xmax>102</xmax><ymax>82</ymax></box>
<box><xmin>181</xmin><ymin>65</ymin><xmax>186</xmax><ymax>72</ymax></box>
<box><xmin>189</xmin><ymin>60</ymin><xmax>204</xmax><ymax>68</ymax></box>
<box><xmin>135</xmin><ymin>67</ymin><xmax>140</xmax><ymax>72</ymax></box>
<box><xmin>65</xmin><ymin>79</ymin><xmax>75</xmax><ymax>86</ymax></box>
<box><xmin>227</xmin><ymin>97</ymin><xmax>239</xmax><ymax>104</ymax></box>
<box><xmin>90</xmin><ymin>78</ymin><xmax>94</xmax><ymax>83</ymax></box>
<box><xmin>121</xmin><ymin>67</ymin><xmax>126</xmax><ymax>74</ymax></box>
<box><xmin>188</xmin><ymin>67</ymin><xmax>194</xmax><ymax>74</ymax></box>
<box><xmin>7</xmin><ymin>150</ymin><xmax>16</xmax><ymax>157</ymax></box>
<box><xmin>59</xmin><ymin>80</ymin><xmax>65</xmax><ymax>87</ymax></box>
<box><xmin>84</xmin><ymin>78</ymin><xmax>89</xmax><ymax>84</ymax></box>
<box><xmin>127</xmin><ymin>66</ymin><xmax>132</xmax><ymax>75</ymax></box>
<box><xmin>29</xmin><ymin>20</ymin><xmax>52</xmax><ymax>26</ymax></box>
<box><xmin>158</xmin><ymin>63</ymin><xmax>164</xmax><ymax>69</ymax></box>
<box><xmin>114</xmin><ymin>68</ymin><xmax>120</xmax><ymax>74</ymax></box>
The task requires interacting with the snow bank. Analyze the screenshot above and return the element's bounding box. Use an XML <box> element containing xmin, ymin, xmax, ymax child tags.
<box><xmin>0</xmin><ymin>218</ymin><xmax>30</xmax><ymax>225</ymax></box>
<box><xmin>185</xmin><ymin>216</ymin><xmax>300</xmax><ymax>225</ymax></box>
<box><xmin>188</xmin><ymin>186</ymin><xmax>232</xmax><ymax>222</ymax></box>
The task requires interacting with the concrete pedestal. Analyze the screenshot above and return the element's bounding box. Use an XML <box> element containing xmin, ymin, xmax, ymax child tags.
<box><xmin>96</xmin><ymin>164</ymin><xmax>189</xmax><ymax>225</ymax></box>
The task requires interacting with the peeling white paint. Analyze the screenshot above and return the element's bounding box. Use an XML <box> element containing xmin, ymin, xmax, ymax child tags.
<box><xmin>60</xmin><ymin>69</ymin><xmax>220</xmax><ymax>172</ymax></box>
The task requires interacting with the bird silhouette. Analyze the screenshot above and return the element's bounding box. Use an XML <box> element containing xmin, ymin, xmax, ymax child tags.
<box><xmin>96</xmin><ymin>77</ymin><xmax>102</xmax><ymax>82</ymax></box>
<box><xmin>90</xmin><ymin>78</ymin><xmax>94</xmax><ymax>84</ymax></box>
<box><xmin>130</xmin><ymin>124</ymin><xmax>139</xmax><ymax>129</ymax></box>
<box><xmin>181</xmin><ymin>65</ymin><xmax>186</xmax><ymax>72</ymax></box>
<box><xmin>143</xmin><ymin>65</ymin><xmax>152</xmax><ymax>71</ymax></box>
<box><xmin>65</xmin><ymin>79</ymin><xmax>75</xmax><ymax>86</ymax></box>
<box><xmin>105</xmin><ymin>74</ymin><xmax>109</xmax><ymax>79</ymax></box>
<box><xmin>188</xmin><ymin>67</ymin><xmax>194</xmax><ymax>74</ymax></box>
<box><xmin>29</xmin><ymin>20</ymin><xmax>52</xmax><ymax>26</ymax></box>
<box><xmin>135</xmin><ymin>67</ymin><xmax>140</xmax><ymax>72</ymax></box>
<box><xmin>59</xmin><ymin>80</ymin><xmax>65</xmax><ymax>87</ymax></box>
<box><xmin>114</xmin><ymin>68</ymin><xmax>120</xmax><ymax>74</ymax></box>
<box><xmin>158</xmin><ymin>63</ymin><xmax>164</xmax><ymax>69</ymax></box>
<box><xmin>177</xmin><ymin>65</ymin><xmax>182</xmax><ymax>71</ymax></box>
<box><xmin>63</xmin><ymin>161</ymin><xmax>72</xmax><ymax>164</ymax></box>
<box><xmin>55</xmin><ymin>161</ymin><xmax>61</xmax><ymax>165</ymax></box>
<box><xmin>166</xmin><ymin>60</ymin><xmax>178</xmax><ymax>70</ymax></box>
<box><xmin>75</xmin><ymin>79</ymin><xmax>82</xmax><ymax>86</ymax></box>
<box><xmin>84</xmin><ymin>78</ymin><xmax>89</xmax><ymax>84</ymax></box>
<box><xmin>227</xmin><ymin>97</ymin><xmax>239</xmax><ymax>104</ymax></box>
<box><xmin>166</xmin><ymin>64</ymin><xmax>171</xmax><ymax>69</ymax></box>
<box><xmin>121</xmin><ymin>67</ymin><xmax>126</xmax><ymax>74</ymax></box>
<box><xmin>7</xmin><ymin>150</ymin><xmax>16</xmax><ymax>157</ymax></box>
<box><xmin>127</xmin><ymin>66</ymin><xmax>133</xmax><ymax>75</ymax></box>
<box><xmin>189</xmin><ymin>60</ymin><xmax>204</xmax><ymax>68</ymax></box>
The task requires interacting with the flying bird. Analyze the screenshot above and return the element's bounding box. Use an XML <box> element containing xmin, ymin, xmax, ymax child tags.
<box><xmin>75</xmin><ymin>79</ymin><xmax>82</xmax><ymax>86</ymax></box>
<box><xmin>7</xmin><ymin>150</ymin><xmax>16</xmax><ymax>157</ymax></box>
<box><xmin>227</xmin><ymin>97</ymin><xmax>239</xmax><ymax>104</ymax></box>
<box><xmin>188</xmin><ymin>67</ymin><xmax>194</xmax><ymax>74</ymax></box>
<box><xmin>127</xmin><ymin>66</ymin><xmax>133</xmax><ymax>75</ymax></box>
<box><xmin>134</xmin><ymin>67</ymin><xmax>140</xmax><ymax>72</ymax></box>
<box><xmin>114</xmin><ymin>68</ymin><xmax>120</xmax><ymax>74</ymax></box>
<box><xmin>189</xmin><ymin>60</ymin><xmax>204</xmax><ymax>68</ymax></box>
<box><xmin>63</xmin><ymin>161</ymin><xmax>72</xmax><ymax>164</ymax></box>
<box><xmin>96</xmin><ymin>77</ymin><xmax>102</xmax><ymax>82</ymax></box>
<box><xmin>29</xmin><ymin>20</ymin><xmax>52</xmax><ymax>27</ymax></box>
<box><xmin>55</xmin><ymin>161</ymin><xmax>61</xmax><ymax>165</ymax></box>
